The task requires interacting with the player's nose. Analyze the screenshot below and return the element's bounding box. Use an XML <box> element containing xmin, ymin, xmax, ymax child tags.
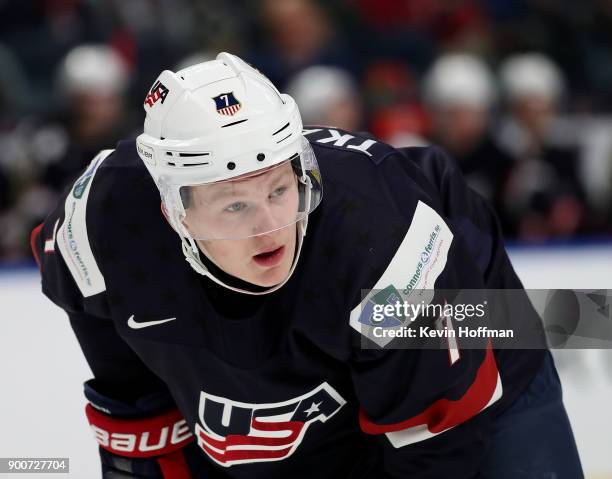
<box><xmin>251</xmin><ymin>204</ymin><xmax>284</xmax><ymax>236</ymax></box>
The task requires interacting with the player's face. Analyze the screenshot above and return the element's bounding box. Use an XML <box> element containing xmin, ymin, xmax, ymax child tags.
<box><xmin>183</xmin><ymin>162</ymin><xmax>300</xmax><ymax>286</ymax></box>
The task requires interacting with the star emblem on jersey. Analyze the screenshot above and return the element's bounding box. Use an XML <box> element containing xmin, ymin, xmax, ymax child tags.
<box><xmin>212</xmin><ymin>92</ymin><xmax>241</xmax><ymax>116</ymax></box>
<box><xmin>195</xmin><ymin>383</ymin><xmax>346</xmax><ymax>467</ymax></box>
<box><xmin>304</xmin><ymin>401</ymin><xmax>322</xmax><ymax>417</ymax></box>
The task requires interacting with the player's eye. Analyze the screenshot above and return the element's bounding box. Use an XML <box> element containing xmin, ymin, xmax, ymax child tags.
<box><xmin>224</xmin><ymin>202</ymin><xmax>247</xmax><ymax>213</ymax></box>
<box><xmin>270</xmin><ymin>186</ymin><xmax>287</xmax><ymax>198</ymax></box>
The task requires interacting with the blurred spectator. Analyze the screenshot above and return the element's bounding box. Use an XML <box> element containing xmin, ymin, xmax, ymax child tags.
<box><xmin>0</xmin><ymin>43</ymin><xmax>32</xmax><ymax>117</ymax></box>
<box><xmin>497</xmin><ymin>53</ymin><xmax>590</xmax><ymax>239</ymax></box>
<box><xmin>369</xmin><ymin>103</ymin><xmax>430</xmax><ymax>148</ymax></box>
<box><xmin>363</xmin><ymin>60</ymin><xmax>419</xmax><ymax>111</ymax></box>
<box><xmin>42</xmin><ymin>44</ymin><xmax>133</xmax><ymax>192</ymax></box>
<box><xmin>485</xmin><ymin>1</ymin><xmax>612</xmax><ymax>112</ymax></box>
<box><xmin>422</xmin><ymin>53</ymin><xmax>514</xmax><ymax>226</ymax></box>
<box><xmin>364</xmin><ymin>60</ymin><xmax>429</xmax><ymax>147</ymax></box>
<box><xmin>286</xmin><ymin>65</ymin><xmax>362</xmax><ymax>131</ymax></box>
<box><xmin>0</xmin><ymin>0</ymin><xmax>109</xmax><ymax>114</ymax></box>
<box><xmin>352</xmin><ymin>0</ymin><xmax>493</xmax><ymax>70</ymax></box>
<box><xmin>498</xmin><ymin>53</ymin><xmax>564</xmax><ymax>157</ymax></box>
<box><xmin>248</xmin><ymin>0</ymin><xmax>359</xmax><ymax>89</ymax></box>
<box><xmin>0</xmin><ymin>43</ymin><xmax>33</xmax><ymax>213</ymax></box>
<box><xmin>103</xmin><ymin>0</ymin><xmax>206</xmax><ymax>113</ymax></box>
<box><xmin>2</xmin><ymin>1</ymin><xmax>612</xmax><ymax>261</ymax></box>
<box><xmin>0</xmin><ymin>44</ymin><xmax>135</xmax><ymax>259</ymax></box>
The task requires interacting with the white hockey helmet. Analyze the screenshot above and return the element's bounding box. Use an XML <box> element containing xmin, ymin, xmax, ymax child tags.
<box><xmin>58</xmin><ymin>45</ymin><xmax>129</xmax><ymax>97</ymax></box>
<box><xmin>136</xmin><ymin>52</ymin><xmax>322</xmax><ymax>293</ymax></box>
<box><xmin>423</xmin><ymin>53</ymin><xmax>497</xmax><ymax>110</ymax></box>
<box><xmin>499</xmin><ymin>53</ymin><xmax>564</xmax><ymax>103</ymax></box>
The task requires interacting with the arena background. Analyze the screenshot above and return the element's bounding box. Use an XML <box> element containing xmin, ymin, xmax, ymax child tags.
<box><xmin>1</xmin><ymin>0</ymin><xmax>611</xmax><ymax>477</ymax></box>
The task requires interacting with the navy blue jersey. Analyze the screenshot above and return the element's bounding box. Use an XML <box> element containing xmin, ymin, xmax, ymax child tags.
<box><xmin>33</xmin><ymin>128</ymin><xmax>546</xmax><ymax>478</ymax></box>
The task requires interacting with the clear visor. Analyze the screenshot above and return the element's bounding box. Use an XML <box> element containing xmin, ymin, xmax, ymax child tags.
<box><xmin>178</xmin><ymin>142</ymin><xmax>322</xmax><ymax>240</ymax></box>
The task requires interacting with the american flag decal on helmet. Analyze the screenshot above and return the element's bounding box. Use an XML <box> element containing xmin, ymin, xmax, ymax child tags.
<box><xmin>195</xmin><ymin>382</ymin><xmax>346</xmax><ymax>467</ymax></box>
<box><xmin>213</xmin><ymin>92</ymin><xmax>242</xmax><ymax>116</ymax></box>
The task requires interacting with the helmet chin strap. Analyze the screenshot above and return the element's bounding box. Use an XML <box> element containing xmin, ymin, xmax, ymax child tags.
<box><xmin>181</xmin><ymin>219</ymin><xmax>308</xmax><ymax>295</ymax></box>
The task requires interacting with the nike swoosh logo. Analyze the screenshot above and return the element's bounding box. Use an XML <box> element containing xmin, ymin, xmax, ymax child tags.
<box><xmin>127</xmin><ymin>315</ymin><xmax>177</xmax><ymax>329</ymax></box>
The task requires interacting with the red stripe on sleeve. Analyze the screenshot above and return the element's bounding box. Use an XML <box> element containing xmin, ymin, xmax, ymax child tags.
<box><xmin>360</xmin><ymin>340</ymin><xmax>499</xmax><ymax>435</ymax></box>
<box><xmin>30</xmin><ymin>223</ymin><xmax>44</xmax><ymax>268</ymax></box>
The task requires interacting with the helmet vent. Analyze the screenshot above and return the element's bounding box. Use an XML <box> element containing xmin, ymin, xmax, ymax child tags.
<box><xmin>182</xmin><ymin>162</ymin><xmax>210</xmax><ymax>167</ymax></box>
<box><xmin>272</xmin><ymin>122</ymin><xmax>290</xmax><ymax>136</ymax></box>
<box><xmin>166</xmin><ymin>160</ymin><xmax>211</xmax><ymax>167</ymax></box>
<box><xmin>222</xmin><ymin>119</ymin><xmax>248</xmax><ymax>128</ymax></box>
<box><xmin>276</xmin><ymin>133</ymin><xmax>293</xmax><ymax>144</ymax></box>
<box><xmin>164</xmin><ymin>151</ymin><xmax>210</xmax><ymax>158</ymax></box>
<box><xmin>179</xmin><ymin>152</ymin><xmax>211</xmax><ymax>158</ymax></box>
<box><xmin>163</xmin><ymin>151</ymin><xmax>211</xmax><ymax>167</ymax></box>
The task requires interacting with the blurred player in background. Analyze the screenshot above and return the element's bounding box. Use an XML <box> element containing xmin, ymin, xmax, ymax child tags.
<box><xmin>422</xmin><ymin>54</ymin><xmax>514</xmax><ymax>233</ymax></box>
<box><xmin>286</xmin><ymin>65</ymin><xmax>362</xmax><ymax>131</ymax></box>
<box><xmin>44</xmin><ymin>44</ymin><xmax>133</xmax><ymax>193</ymax></box>
<box><xmin>497</xmin><ymin>53</ymin><xmax>589</xmax><ymax>239</ymax></box>
<box><xmin>0</xmin><ymin>44</ymin><xmax>133</xmax><ymax>258</ymax></box>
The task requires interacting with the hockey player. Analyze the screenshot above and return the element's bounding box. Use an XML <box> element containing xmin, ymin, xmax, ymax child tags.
<box><xmin>32</xmin><ymin>53</ymin><xmax>582</xmax><ymax>478</ymax></box>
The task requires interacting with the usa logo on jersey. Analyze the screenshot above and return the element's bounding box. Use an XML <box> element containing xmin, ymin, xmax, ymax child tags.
<box><xmin>213</xmin><ymin>92</ymin><xmax>241</xmax><ymax>116</ymax></box>
<box><xmin>195</xmin><ymin>383</ymin><xmax>346</xmax><ymax>466</ymax></box>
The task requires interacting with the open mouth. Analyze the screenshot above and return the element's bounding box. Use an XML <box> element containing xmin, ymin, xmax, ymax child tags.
<box><xmin>253</xmin><ymin>246</ymin><xmax>285</xmax><ymax>267</ymax></box>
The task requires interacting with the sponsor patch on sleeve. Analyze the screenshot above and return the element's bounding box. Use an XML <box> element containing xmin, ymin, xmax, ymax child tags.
<box><xmin>350</xmin><ymin>200</ymin><xmax>454</xmax><ymax>346</ymax></box>
<box><xmin>56</xmin><ymin>150</ymin><xmax>113</xmax><ymax>297</ymax></box>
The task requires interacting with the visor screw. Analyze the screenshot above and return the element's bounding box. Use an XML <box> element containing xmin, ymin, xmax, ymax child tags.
<box><xmin>227</xmin><ymin>162</ymin><xmax>236</xmax><ymax>170</ymax></box>
<box><xmin>257</xmin><ymin>153</ymin><xmax>265</xmax><ymax>162</ymax></box>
